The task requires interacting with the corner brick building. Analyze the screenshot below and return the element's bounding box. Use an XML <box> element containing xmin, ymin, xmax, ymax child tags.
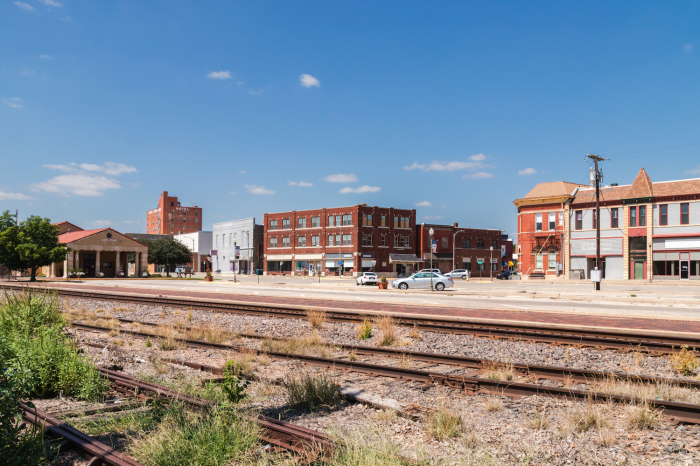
<box><xmin>263</xmin><ymin>204</ymin><xmax>419</xmax><ymax>277</ymax></box>
<box><xmin>147</xmin><ymin>191</ymin><xmax>202</xmax><ymax>235</ymax></box>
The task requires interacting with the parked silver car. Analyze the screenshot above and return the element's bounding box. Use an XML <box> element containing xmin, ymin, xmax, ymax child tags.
<box><xmin>444</xmin><ymin>269</ymin><xmax>469</xmax><ymax>280</ymax></box>
<box><xmin>391</xmin><ymin>272</ymin><xmax>453</xmax><ymax>291</ymax></box>
<box><xmin>356</xmin><ymin>272</ymin><xmax>379</xmax><ymax>286</ymax></box>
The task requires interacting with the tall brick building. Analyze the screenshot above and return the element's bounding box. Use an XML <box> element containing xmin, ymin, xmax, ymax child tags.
<box><xmin>263</xmin><ymin>204</ymin><xmax>419</xmax><ymax>277</ymax></box>
<box><xmin>147</xmin><ymin>191</ymin><xmax>202</xmax><ymax>235</ymax></box>
<box><xmin>416</xmin><ymin>223</ymin><xmax>503</xmax><ymax>277</ymax></box>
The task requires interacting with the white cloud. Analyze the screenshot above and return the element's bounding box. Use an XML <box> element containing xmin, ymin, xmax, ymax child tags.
<box><xmin>518</xmin><ymin>167</ymin><xmax>537</xmax><ymax>176</ymax></box>
<box><xmin>32</xmin><ymin>174</ymin><xmax>122</xmax><ymax>197</ymax></box>
<box><xmin>40</xmin><ymin>54</ymin><xmax>53</xmax><ymax>60</ymax></box>
<box><xmin>463</xmin><ymin>172</ymin><xmax>493</xmax><ymax>179</ymax></box>
<box><xmin>0</xmin><ymin>191</ymin><xmax>33</xmax><ymax>200</ymax></box>
<box><xmin>122</xmin><ymin>220</ymin><xmax>134</xmax><ymax>224</ymax></box>
<box><xmin>423</xmin><ymin>215</ymin><xmax>443</xmax><ymax>220</ymax></box>
<box><xmin>414</xmin><ymin>201</ymin><xmax>432</xmax><ymax>207</ymax></box>
<box><xmin>239</xmin><ymin>170</ymin><xmax>247</xmax><ymax>174</ymax></box>
<box><xmin>469</xmin><ymin>153</ymin><xmax>487</xmax><ymax>161</ymax></box>
<box><xmin>21</xmin><ymin>69</ymin><xmax>36</xmax><ymax>77</ymax></box>
<box><xmin>325</xmin><ymin>173</ymin><xmax>358</xmax><ymax>183</ymax></box>
<box><xmin>92</xmin><ymin>220</ymin><xmax>116</xmax><ymax>226</ymax></box>
<box><xmin>300</xmin><ymin>74</ymin><xmax>320</xmax><ymax>88</ymax></box>
<box><xmin>684</xmin><ymin>43</ymin><xmax>693</xmax><ymax>52</ymax></box>
<box><xmin>14</xmin><ymin>2</ymin><xmax>34</xmax><ymax>10</ymax></box>
<box><xmin>288</xmin><ymin>181</ymin><xmax>313</xmax><ymax>187</ymax></box>
<box><xmin>248</xmin><ymin>89</ymin><xmax>264</xmax><ymax>95</ymax></box>
<box><xmin>37</xmin><ymin>0</ymin><xmax>62</xmax><ymax>6</ymax></box>
<box><xmin>80</xmin><ymin>162</ymin><xmax>137</xmax><ymax>175</ymax></box>
<box><xmin>207</xmin><ymin>71</ymin><xmax>231</xmax><ymax>79</ymax></box>
<box><xmin>339</xmin><ymin>185</ymin><xmax>381</xmax><ymax>194</ymax></box>
<box><xmin>404</xmin><ymin>160</ymin><xmax>479</xmax><ymax>171</ymax></box>
<box><xmin>43</xmin><ymin>163</ymin><xmax>76</xmax><ymax>172</ymax></box>
<box><xmin>245</xmin><ymin>184</ymin><xmax>275</xmax><ymax>195</ymax></box>
<box><xmin>685</xmin><ymin>165</ymin><xmax>700</xmax><ymax>175</ymax></box>
<box><xmin>3</xmin><ymin>98</ymin><xmax>22</xmax><ymax>108</ymax></box>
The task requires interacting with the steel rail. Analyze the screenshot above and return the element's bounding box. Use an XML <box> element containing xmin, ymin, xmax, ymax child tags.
<box><xmin>16</xmin><ymin>284</ymin><xmax>700</xmax><ymax>354</ymax></box>
<box><xmin>20</xmin><ymin>402</ymin><xmax>144</xmax><ymax>466</ymax></box>
<box><xmin>110</xmin><ymin>316</ymin><xmax>700</xmax><ymax>389</ymax></box>
<box><xmin>99</xmin><ymin>367</ymin><xmax>334</xmax><ymax>458</ymax></box>
<box><xmin>75</xmin><ymin>321</ymin><xmax>700</xmax><ymax>424</ymax></box>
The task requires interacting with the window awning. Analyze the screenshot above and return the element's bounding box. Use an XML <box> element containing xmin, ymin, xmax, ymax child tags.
<box><xmin>389</xmin><ymin>254</ymin><xmax>424</xmax><ymax>263</ymax></box>
<box><xmin>423</xmin><ymin>252</ymin><xmax>453</xmax><ymax>261</ymax></box>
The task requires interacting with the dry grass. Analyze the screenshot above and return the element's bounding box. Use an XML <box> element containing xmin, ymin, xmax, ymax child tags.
<box><xmin>108</xmin><ymin>329</ymin><xmax>119</xmax><ymax>337</ymax></box>
<box><xmin>375</xmin><ymin>316</ymin><xmax>397</xmax><ymax>346</ymax></box>
<box><xmin>348</xmin><ymin>351</ymin><xmax>357</xmax><ymax>362</ymax></box>
<box><xmin>106</xmin><ymin>318</ymin><xmax>121</xmax><ymax>329</ymax></box>
<box><xmin>285</xmin><ymin>370</ymin><xmax>340</xmax><ymax>412</ymax></box>
<box><xmin>254</xmin><ymin>382</ymin><xmax>279</xmax><ymax>399</ymax></box>
<box><xmin>626</xmin><ymin>402</ymin><xmax>661</xmax><ymax>430</ymax></box>
<box><xmin>398</xmin><ymin>353</ymin><xmax>412</xmax><ymax>369</ymax></box>
<box><xmin>408</xmin><ymin>326</ymin><xmax>421</xmax><ymax>340</ymax></box>
<box><xmin>256</xmin><ymin>354</ymin><xmax>271</xmax><ymax>366</ymax></box>
<box><xmin>307</xmin><ymin>309</ymin><xmax>327</xmax><ymax>330</ymax></box>
<box><xmin>529</xmin><ymin>404</ymin><xmax>550</xmax><ymax>430</ymax></box>
<box><xmin>483</xmin><ymin>362</ymin><xmax>516</xmax><ymax>382</ymax></box>
<box><xmin>260</xmin><ymin>332</ymin><xmax>330</xmax><ymax>358</ymax></box>
<box><xmin>355</xmin><ymin>319</ymin><xmax>372</xmax><ymax>340</ymax></box>
<box><xmin>115</xmin><ymin>306</ymin><xmax>133</xmax><ymax>313</ymax></box>
<box><xmin>96</xmin><ymin>308</ymin><xmax>105</xmax><ymax>314</ymax></box>
<box><xmin>484</xmin><ymin>396</ymin><xmax>503</xmax><ymax>412</ymax></box>
<box><xmin>374</xmin><ymin>409</ymin><xmax>398</xmax><ymax>423</ymax></box>
<box><xmin>187</xmin><ymin>324</ymin><xmax>232</xmax><ymax>344</ymax></box>
<box><xmin>187</xmin><ymin>307</ymin><xmax>193</xmax><ymax>322</ymax></box>
<box><xmin>670</xmin><ymin>346</ymin><xmax>699</xmax><ymax>376</ymax></box>
<box><xmin>564</xmin><ymin>402</ymin><xmax>608</xmax><ymax>433</ymax></box>
<box><xmin>426</xmin><ymin>406</ymin><xmax>464</xmax><ymax>440</ymax></box>
<box><xmin>173</xmin><ymin>310</ymin><xmax>183</xmax><ymax>316</ymax></box>
<box><xmin>155</xmin><ymin>325</ymin><xmax>180</xmax><ymax>351</ymax></box>
<box><xmin>152</xmin><ymin>356</ymin><xmax>170</xmax><ymax>374</ymax></box>
<box><xmin>592</xmin><ymin>375</ymin><xmax>700</xmax><ymax>404</ymax></box>
<box><xmin>597</xmin><ymin>427</ymin><xmax>616</xmax><ymax>446</ymax></box>
<box><xmin>229</xmin><ymin>353</ymin><xmax>256</xmax><ymax>374</ymax></box>
<box><xmin>562</xmin><ymin>374</ymin><xmax>574</xmax><ymax>389</ymax></box>
<box><xmin>156</xmin><ymin>311</ymin><xmax>166</xmax><ymax>317</ymax></box>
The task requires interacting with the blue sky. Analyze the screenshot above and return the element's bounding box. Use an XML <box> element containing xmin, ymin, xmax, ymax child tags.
<box><xmin>2</xmin><ymin>1</ymin><xmax>699</xmax><ymax>240</ymax></box>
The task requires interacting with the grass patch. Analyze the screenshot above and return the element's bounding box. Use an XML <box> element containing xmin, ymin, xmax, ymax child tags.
<box><xmin>564</xmin><ymin>402</ymin><xmax>608</xmax><ymax>433</ymax></box>
<box><xmin>626</xmin><ymin>402</ymin><xmax>660</xmax><ymax>430</ymax></box>
<box><xmin>425</xmin><ymin>406</ymin><xmax>464</xmax><ymax>440</ymax></box>
<box><xmin>670</xmin><ymin>346</ymin><xmax>698</xmax><ymax>376</ymax></box>
<box><xmin>529</xmin><ymin>404</ymin><xmax>550</xmax><ymax>430</ymax></box>
<box><xmin>483</xmin><ymin>362</ymin><xmax>515</xmax><ymax>382</ymax></box>
<box><xmin>356</xmin><ymin>319</ymin><xmax>372</xmax><ymax>340</ymax></box>
<box><xmin>260</xmin><ymin>332</ymin><xmax>330</xmax><ymax>358</ymax></box>
<box><xmin>307</xmin><ymin>309</ymin><xmax>327</xmax><ymax>330</ymax></box>
<box><xmin>286</xmin><ymin>371</ymin><xmax>341</xmax><ymax>412</ymax></box>
<box><xmin>375</xmin><ymin>316</ymin><xmax>397</xmax><ymax>346</ymax></box>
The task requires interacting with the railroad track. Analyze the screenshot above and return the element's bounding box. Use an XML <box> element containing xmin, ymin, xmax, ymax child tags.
<box><xmin>20</xmin><ymin>403</ymin><xmax>144</xmax><ymax>466</ymax></box>
<box><xmin>8</xmin><ymin>283</ymin><xmax>700</xmax><ymax>354</ymax></box>
<box><xmin>73</xmin><ymin>320</ymin><xmax>700</xmax><ymax>424</ymax></box>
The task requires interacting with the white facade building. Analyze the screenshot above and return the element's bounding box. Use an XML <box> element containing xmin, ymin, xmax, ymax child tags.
<box><xmin>212</xmin><ymin>218</ymin><xmax>263</xmax><ymax>274</ymax></box>
<box><xmin>174</xmin><ymin>231</ymin><xmax>212</xmax><ymax>272</ymax></box>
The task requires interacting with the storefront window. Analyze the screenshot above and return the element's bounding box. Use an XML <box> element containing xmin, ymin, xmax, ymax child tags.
<box><xmin>548</xmin><ymin>251</ymin><xmax>556</xmax><ymax>269</ymax></box>
<box><xmin>535</xmin><ymin>253</ymin><xmax>543</xmax><ymax>269</ymax></box>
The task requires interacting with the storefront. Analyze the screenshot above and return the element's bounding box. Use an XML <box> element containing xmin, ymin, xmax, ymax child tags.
<box><xmin>265</xmin><ymin>254</ymin><xmax>292</xmax><ymax>275</ymax></box>
<box><xmin>325</xmin><ymin>253</ymin><xmax>355</xmax><ymax>276</ymax></box>
<box><xmin>652</xmin><ymin>237</ymin><xmax>700</xmax><ymax>280</ymax></box>
<box><xmin>293</xmin><ymin>254</ymin><xmax>323</xmax><ymax>276</ymax></box>
<box><xmin>389</xmin><ymin>254</ymin><xmax>423</xmax><ymax>276</ymax></box>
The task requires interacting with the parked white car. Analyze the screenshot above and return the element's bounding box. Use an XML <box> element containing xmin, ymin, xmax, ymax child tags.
<box><xmin>391</xmin><ymin>272</ymin><xmax>453</xmax><ymax>291</ymax></box>
<box><xmin>356</xmin><ymin>272</ymin><xmax>379</xmax><ymax>286</ymax></box>
<box><xmin>444</xmin><ymin>269</ymin><xmax>469</xmax><ymax>280</ymax></box>
<box><xmin>418</xmin><ymin>269</ymin><xmax>442</xmax><ymax>275</ymax></box>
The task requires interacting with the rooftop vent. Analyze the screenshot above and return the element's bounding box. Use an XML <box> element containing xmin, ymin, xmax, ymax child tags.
<box><xmin>611</xmin><ymin>183</ymin><xmax>618</xmax><ymax>186</ymax></box>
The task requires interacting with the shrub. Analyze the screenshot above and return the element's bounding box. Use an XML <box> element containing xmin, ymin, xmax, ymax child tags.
<box><xmin>426</xmin><ymin>406</ymin><xmax>464</xmax><ymax>440</ymax></box>
<box><xmin>286</xmin><ymin>371</ymin><xmax>340</xmax><ymax>412</ymax></box>
<box><xmin>221</xmin><ymin>362</ymin><xmax>251</xmax><ymax>404</ymax></box>
<box><xmin>307</xmin><ymin>309</ymin><xmax>327</xmax><ymax>330</ymax></box>
<box><xmin>0</xmin><ymin>387</ymin><xmax>47</xmax><ymax>466</ymax></box>
<box><xmin>670</xmin><ymin>346</ymin><xmax>698</xmax><ymax>376</ymax></box>
<box><xmin>355</xmin><ymin>319</ymin><xmax>372</xmax><ymax>340</ymax></box>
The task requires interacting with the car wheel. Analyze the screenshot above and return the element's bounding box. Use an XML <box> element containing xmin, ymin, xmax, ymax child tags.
<box><xmin>399</xmin><ymin>283</ymin><xmax>408</xmax><ymax>290</ymax></box>
<box><xmin>435</xmin><ymin>282</ymin><xmax>445</xmax><ymax>291</ymax></box>
<box><xmin>461</xmin><ymin>275</ymin><xmax>467</xmax><ymax>280</ymax></box>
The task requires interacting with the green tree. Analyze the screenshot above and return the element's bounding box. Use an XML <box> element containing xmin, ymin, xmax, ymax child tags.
<box><xmin>0</xmin><ymin>216</ymin><xmax>69</xmax><ymax>282</ymax></box>
<box><xmin>142</xmin><ymin>238</ymin><xmax>191</xmax><ymax>277</ymax></box>
<box><xmin>0</xmin><ymin>211</ymin><xmax>15</xmax><ymax>234</ymax></box>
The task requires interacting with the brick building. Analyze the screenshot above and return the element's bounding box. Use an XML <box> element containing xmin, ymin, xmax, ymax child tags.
<box><xmin>514</xmin><ymin>181</ymin><xmax>586</xmax><ymax>277</ymax></box>
<box><xmin>263</xmin><ymin>204</ymin><xmax>419</xmax><ymax>277</ymax></box>
<box><xmin>147</xmin><ymin>191</ymin><xmax>202</xmax><ymax>235</ymax></box>
<box><xmin>416</xmin><ymin>223</ymin><xmax>504</xmax><ymax>277</ymax></box>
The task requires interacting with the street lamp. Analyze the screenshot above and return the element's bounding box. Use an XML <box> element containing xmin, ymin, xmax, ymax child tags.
<box><xmin>490</xmin><ymin>246</ymin><xmax>494</xmax><ymax>282</ymax></box>
<box><xmin>429</xmin><ymin>228</ymin><xmax>434</xmax><ymax>291</ymax></box>
<box><xmin>452</xmin><ymin>230</ymin><xmax>461</xmax><ymax>272</ymax></box>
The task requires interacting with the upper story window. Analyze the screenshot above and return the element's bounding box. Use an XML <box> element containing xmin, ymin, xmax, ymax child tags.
<box><xmin>269</xmin><ymin>220</ymin><xmax>278</xmax><ymax>230</ymax></box>
<box><xmin>592</xmin><ymin>210</ymin><xmax>597</xmax><ymax>229</ymax></box>
<box><xmin>270</xmin><ymin>237</ymin><xmax>278</xmax><ymax>248</ymax></box>
<box><xmin>491</xmin><ymin>240</ymin><xmax>498</xmax><ymax>249</ymax></box>
<box><xmin>535</xmin><ymin>213</ymin><xmax>542</xmax><ymax>231</ymax></box>
<box><xmin>342</xmin><ymin>234</ymin><xmax>352</xmax><ymax>246</ymax></box>
<box><xmin>660</xmin><ymin>205</ymin><xmax>668</xmax><ymax>225</ymax></box>
<box><xmin>311</xmin><ymin>217</ymin><xmax>320</xmax><ymax>228</ymax></box>
<box><xmin>380</xmin><ymin>215</ymin><xmax>386</xmax><ymax>227</ymax></box>
<box><xmin>362</xmin><ymin>214</ymin><xmax>373</xmax><ymax>226</ymax></box>
<box><xmin>611</xmin><ymin>208</ymin><xmax>619</xmax><ymax>228</ymax></box>
<box><xmin>381</xmin><ymin>234</ymin><xmax>386</xmax><ymax>246</ymax></box>
<box><xmin>298</xmin><ymin>218</ymin><xmax>307</xmax><ymax>228</ymax></box>
<box><xmin>629</xmin><ymin>206</ymin><xmax>637</xmax><ymax>227</ymax></box>
<box><xmin>283</xmin><ymin>237</ymin><xmax>290</xmax><ymax>248</ymax></box>
<box><xmin>311</xmin><ymin>235</ymin><xmax>320</xmax><ymax>246</ymax></box>
<box><xmin>395</xmin><ymin>216</ymin><xmax>410</xmax><ymax>228</ymax></box>
<box><xmin>328</xmin><ymin>215</ymin><xmax>335</xmax><ymax>227</ymax></box>
<box><xmin>362</xmin><ymin>233</ymin><xmax>372</xmax><ymax>246</ymax></box>
<box><xmin>441</xmin><ymin>237</ymin><xmax>448</xmax><ymax>248</ymax></box>
<box><xmin>549</xmin><ymin>213</ymin><xmax>556</xmax><ymax>230</ymax></box>
<box><xmin>328</xmin><ymin>234</ymin><xmax>335</xmax><ymax>246</ymax></box>
<box><xmin>342</xmin><ymin>214</ymin><xmax>352</xmax><ymax>226</ymax></box>
<box><xmin>681</xmin><ymin>203</ymin><xmax>690</xmax><ymax>225</ymax></box>
<box><xmin>476</xmin><ymin>239</ymin><xmax>485</xmax><ymax>249</ymax></box>
<box><xmin>639</xmin><ymin>205</ymin><xmax>646</xmax><ymax>227</ymax></box>
<box><xmin>195</xmin><ymin>212</ymin><xmax>198</xmax><ymax>216</ymax></box>
<box><xmin>297</xmin><ymin>236</ymin><xmax>307</xmax><ymax>247</ymax></box>
<box><xmin>462</xmin><ymin>238</ymin><xmax>471</xmax><ymax>249</ymax></box>
<box><xmin>283</xmin><ymin>218</ymin><xmax>290</xmax><ymax>229</ymax></box>
<box><xmin>575</xmin><ymin>211</ymin><xmax>582</xmax><ymax>230</ymax></box>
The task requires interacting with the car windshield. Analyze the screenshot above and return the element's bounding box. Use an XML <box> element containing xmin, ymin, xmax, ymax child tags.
<box><xmin>365</xmin><ymin>273</ymin><xmax>377</xmax><ymax>277</ymax></box>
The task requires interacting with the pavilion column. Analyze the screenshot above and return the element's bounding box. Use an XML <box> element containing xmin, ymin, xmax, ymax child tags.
<box><xmin>49</xmin><ymin>262</ymin><xmax>55</xmax><ymax>278</ymax></box>
<box><xmin>63</xmin><ymin>253</ymin><xmax>69</xmax><ymax>278</ymax></box>
<box><xmin>95</xmin><ymin>251</ymin><xmax>101</xmax><ymax>276</ymax></box>
<box><xmin>115</xmin><ymin>251</ymin><xmax>121</xmax><ymax>277</ymax></box>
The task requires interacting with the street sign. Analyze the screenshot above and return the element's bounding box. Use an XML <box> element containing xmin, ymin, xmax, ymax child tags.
<box><xmin>477</xmin><ymin>260</ymin><xmax>483</xmax><ymax>265</ymax></box>
<box><xmin>338</xmin><ymin>261</ymin><xmax>343</xmax><ymax>266</ymax></box>
<box><xmin>431</xmin><ymin>240</ymin><xmax>437</xmax><ymax>253</ymax></box>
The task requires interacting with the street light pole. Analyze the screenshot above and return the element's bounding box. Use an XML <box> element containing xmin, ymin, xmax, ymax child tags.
<box><xmin>429</xmin><ymin>228</ymin><xmax>434</xmax><ymax>291</ymax></box>
<box><xmin>490</xmin><ymin>246</ymin><xmax>494</xmax><ymax>282</ymax></box>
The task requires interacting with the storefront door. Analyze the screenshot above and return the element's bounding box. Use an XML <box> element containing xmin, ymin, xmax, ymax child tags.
<box><xmin>634</xmin><ymin>261</ymin><xmax>644</xmax><ymax>280</ymax></box>
<box><xmin>681</xmin><ymin>260</ymin><xmax>690</xmax><ymax>280</ymax></box>
<box><xmin>83</xmin><ymin>253</ymin><xmax>96</xmax><ymax>278</ymax></box>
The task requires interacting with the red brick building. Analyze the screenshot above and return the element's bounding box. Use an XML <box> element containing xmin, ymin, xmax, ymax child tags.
<box><xmin>263</xmin><ymin>204</ymin><xmax>419</xmax><ymax>276</ymax></box>
<box><xmin>147</xmin><ymin>191</ymin><xmax>202</xmax><ymax>235</ymax></box>
<box><xmin>416</xmin><ymin>223</ymin><xmax>504</xmax><ymax>277</ymax></box>
<box><xmin>514</xmin><ymin>181</ymin><xmax>586</xmax><ymax>278</ymax></box>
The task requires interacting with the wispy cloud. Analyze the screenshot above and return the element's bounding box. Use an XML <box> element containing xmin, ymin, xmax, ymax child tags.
<box><xmin>300</xmin><ymin>74</ymin><xmax>320</xmax><ymax>88</ymax></box>
<box><xmin>37</xmin><ymin>0</ymin><xmax>62</xmax><ymax>6</ymax></box>
<box><xmin>229</xmin><ymin>191</ymin><xmax>236</xmax><ymax>195</ymax></box>
<box><xmin>239</xmin><ymin>170</ymin><xmax>247</xmax><ymax>174</ymax></box>
<box><xmin>339</xmin><ymin>185</ymin><xmax>381</xmax><ymax>194</ymax></box>
<box><xmin>248</xmin><ymin>89</ymin><xmax>264</xmax><ymax>95</ymax></box>
<box><xmin>21</xmin><ymin>69</ymin><xmax>36</xmax><ymax>77</ymax></box>
<box><xmin>207</xmin><ymin>71</ymin><xmax>231</xmax><ymax>79</ymax></box>
<box><xmin>60</xmin><ymin>16</ymin><xmax>73</xmax><ymax>22</ymax></box>
<box><xmin>518</xmin><ymin>167</ymin><xmax>537</xmax><ymax>176</ymax></box>
<box><xmin>31</xmin><ymin>162</ymin><xmax>136</xmax><ymax>197</ymax></box>
<box><xmin>0</xmin><ymin>191</ymin><xmax>33</xmax><ymax>200</ymax></box>
<box><xmin>2</xmin><ymin>98</ymin><xmax>22</xmax><ymax>108</ymax></box>
<box><xmin>684</xmin><ymin>43</ymin><xmax>693</xmax><ymax>53</ymax></box>
<box><xmin>414</xmin><ymin>201</ymin><xmax>432</xmax><ymax>207</ymax></box>
<box><xmin>122</xmin><ymin>220</ymin><xmax>134</xmax><ymax>224</ymax></box>
<box><xmin>463</xmin><ymin>172</ymin><xmax>493</xmax><ymax>179</ymax></box>
<box><xmin>14</xmin><ymin>2</ymin><xmax>34</xmax><ymax>11</ymax></box>
<box><xmin>404</xmin><ymin>154</ymin><xmax>488</xmax><ymax>172</ymax></box>
<box><xmin>424</xmin><ymin>215</ymin><xmax>443</xmax><ymax>220</ymax></box>
<box><xmin>325</xmin><ymin>174</ymin><xmax>358</xmax><ymax>183</ymax></box>
<box><xmin>92</xmin><ymin>220</ymin><xmax>116</xmax><ymax>226</ymax></box>
<box><xmin>40</xmin><ymin>54</ymin><xmax>53</xmax><ymax>60</ymax></box>
<box><xmin>245</xmin><ymin>184</ymin><xmax>275</xmax><ymax>195</ymax></box>
<box><xmin>288</xmin><ymin>181</ymin><xmax>313</xmax><ymax>187</ymax></box>
<box><xmin>685</xmin><ymin>165</ymin><xmax>700</xmax><ymax>175</ymax></box>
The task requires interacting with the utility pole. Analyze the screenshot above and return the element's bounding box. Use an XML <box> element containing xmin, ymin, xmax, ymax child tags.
<box><xmin>586</xmin><ymin>154</ymin><xmax>607</xmax><ymax>291</ymax></box>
